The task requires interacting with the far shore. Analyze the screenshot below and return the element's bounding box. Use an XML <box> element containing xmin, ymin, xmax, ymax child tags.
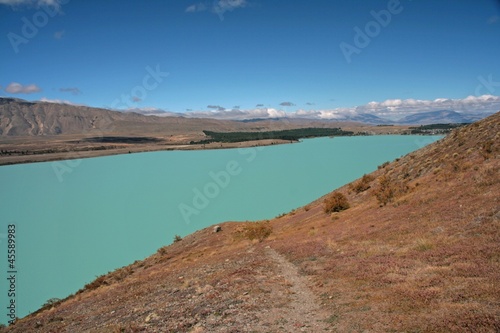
<box><xmin>0</xmin><ymin>124</ymin><xmax>423</xmax><ymax>166</ymax></box>
<box><xmin>0</xmin><ymin>138</ymin><xmax>295</xmax><ymax>166</ymax></box>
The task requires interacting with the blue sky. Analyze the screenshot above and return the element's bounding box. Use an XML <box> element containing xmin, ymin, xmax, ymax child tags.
<box><xmin>1</xmin><ymin>0</ymin><xmax>499</xmax><ymax>119</ymax></box>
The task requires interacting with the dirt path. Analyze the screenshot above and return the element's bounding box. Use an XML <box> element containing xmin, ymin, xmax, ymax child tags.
<box><xmin>255</xmin><ymin>247</ymin><xmax>330</xmax><ymax>332</ymax></box>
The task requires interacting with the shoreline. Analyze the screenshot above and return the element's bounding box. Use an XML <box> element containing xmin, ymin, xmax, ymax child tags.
<box><xmin>0</xmin><ymin>131</ymin><xmax>444</xmax><ymax>167</ymax></box>
<box><xmin>0</xmin><ymin>138</ymin><xmax>295</xmax><ymax>166</ymax></box>
<box><xmin>0</xmin><ymin>123</ymin><xmax>420</xmax><ymax>166</ymax></box>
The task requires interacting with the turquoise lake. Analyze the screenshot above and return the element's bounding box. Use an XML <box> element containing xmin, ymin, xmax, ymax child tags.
<box><xmin>0</xmin><ymin>135</ymin><xmax>442</xmax><ymax>323</ymax></box>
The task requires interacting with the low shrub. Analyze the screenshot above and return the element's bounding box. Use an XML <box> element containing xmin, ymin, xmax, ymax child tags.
<box><xmin>324</xmin><ymin>192</ymin><xmax>350</xmax><ymax>213</ymax></box>
<box><xmin>242</xmin><ymin>221</ymin><xmax>272</xmax><ymax>242</ymax></box>
<box><xmin>378</xmin><ymin>161</ymin><xmax>390</xmax><ymax>169</ymax></box>
<box><xmin>372</xmin><ymin>175</ymin><xmax>408</xmax><ymax>206</ymax></box>
<box><xmin>350</xmin><ymin>174</ymin><xmax>375</xmax><ymax>193</ymax></box>
<box><xmin>84</xmin><ymin>275</ymin><xmax>107</xmax><ymax>291</ymax></box>
<box><xmin>40</xmin><ymin>298</ymin><xmax>62</xmax><ymax>311</ymax></box>
<box><xmin>373</xmin><ymin>175</ymin><xmax>394</xmax><ymax>206</ymax></box>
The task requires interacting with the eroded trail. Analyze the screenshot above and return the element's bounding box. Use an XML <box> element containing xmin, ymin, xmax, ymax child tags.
<box><xmin>255</xmin><ymin>247</ymin><xmax>330</xmax><ymax>332</ymax></box>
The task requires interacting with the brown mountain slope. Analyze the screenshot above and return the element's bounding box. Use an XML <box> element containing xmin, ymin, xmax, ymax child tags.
<box><xmin>0</xmin><ymin>98</ymin><xmax>370</xmax><ymax>137</ymax></box>
<box><xmin>3</xmin><ymin>113</ymin><xmax>499</xmax><ymax>333</ymax></box>
<box><xmin>0</xmin><ymin>98</ymin><xmax>251</xmax><ymax>136</ymax></box>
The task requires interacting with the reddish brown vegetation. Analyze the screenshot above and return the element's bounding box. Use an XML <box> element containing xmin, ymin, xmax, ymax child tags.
<box><xmin>349</xmin><ymin>173</ymin><xmax>375</xmax><ymax>193</ymax></box>
<box><xmin>237</xmin><ymin>221</ymin><xmax>273</xmax><ymax>242</ymax></box>
<box><xmin>323</xmin><ymin>192</ymin><xmax>350</xmax><ymax>213</ymax></box>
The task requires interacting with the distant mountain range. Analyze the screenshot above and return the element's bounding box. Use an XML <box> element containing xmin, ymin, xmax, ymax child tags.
<box><xmin>312</xmin><ymin>110</ymin><xmax>494</xmax><ymax>125</ymax></box>
<box><xmin>0</xmin><ymin>97</ymin><xmax>497</xmax><ymax>136</ymax></box>
<box><xmin>0</xmin><ymin>98</ymin><xmax>352</xmax><ymax>137</ymax></box>
<box><xmin>237</xmin><ymin>110</ymin><xmax>495</xmax><ymax>126</ymax></box>
<box><xmin>128</xmin><ymin>105</ymin><xmax>497</xmax><ymax>125</ymax></box>
<box><xmin>396</xmin><ymin>110</ymin><xmax>489</xmax><ymax>125</ymax></box>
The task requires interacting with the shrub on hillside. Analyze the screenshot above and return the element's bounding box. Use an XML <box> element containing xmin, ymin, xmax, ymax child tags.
<box><xmin>350</xmin><ymin>174</ymin><xmax>375</xmax><ymax>193</ymax></box>
<box><xmin>40</xmin><ymin>298</ymin><xmax>61</xmax><ymax>310</ymax></box>
<box><xmin>372</xmin><ymin>175</ymin><xmax>408</xmax><ymax>206</ymax></box>
<box><xmin>324</xmin><ymin>192</ymin><xmax>350</xmax><ymax>213</ymax></box>
<box><xmin>242</xmin><ymin>221</ymin><xmax>272</xmax><ymax>242</ymax></box>
<box><xmin>373</xmin><ymin>175</ymin><xmax>393</xmax><ymax>206</ymax></box>
<box><xmin>378</xmin><ymin>161</ymin><xmax>390</xmax><ymax>169</ymax></box>
<box><xmin>84</xmin><ymin>275</ymin><xmax>107</xmax><ymax>291</ymax></box>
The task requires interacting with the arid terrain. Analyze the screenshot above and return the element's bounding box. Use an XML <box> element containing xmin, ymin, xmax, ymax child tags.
<box><xmin>0</xmin><ymin>98</ymin><xmax>411</xmax><ymax>166</ymax></box>
<box><xmin>1</xmin><ymin>110</ymin><xmax>498</xmax><ymax>332</ymax></box>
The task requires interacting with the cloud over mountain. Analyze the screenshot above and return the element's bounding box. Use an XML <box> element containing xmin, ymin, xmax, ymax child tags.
<box><xmin>39</xmin><ymin>94</ymin><xmax>500</xmax><ymax>124</ymax></box>
<box><xmin>354</xmin><ymin>95</ymin><xmax>500</xmax><ymax>119</ymax></box>
<box><xmin>170</xmin><ymin>95</ymin><xmax>500</xmax><ymax>122</ymax></box>
<box><xmin>5</xmin><ymin>82</ymin><xmax>41</xmax><ymax>94</ymax></box>
<box><xmin>39</xmin><ymin>97</ymin><xmax>79</xmax><ymax>105</ymax></box>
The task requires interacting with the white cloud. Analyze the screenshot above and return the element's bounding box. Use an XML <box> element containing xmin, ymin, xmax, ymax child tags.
<box><xmin>213</xmin><ymin>0</ymin><xmax>247</xmax><ymax>14</ymax></box>
<box><xmin>20</xmin><ymin>94</ymin><xmax>499</xmax><ymax>123</ymax></box>
<box><xmin>0</xmin><ymin>0</ymin><xmax>61</xmax><ymax>9</ymax></box>
<box><xmin>123</xmin><ymin>107</ymin><xmax>181</xmax><ymax>117</ymax></box>
<box><xmin>185</xmin><ymin>4</ymin><xmax>196</xmax><ymax>12</ymax></box>
<box><xmin>186</xmin><ymin>0</ymin><xmax>247</xmax><ymax>19</ymax></box>
<box><xmin>352</xmin><ymin>95</ymin><xmax>500</xmax><ymax>119</ymax></box>
<box><xmin>5</xmin><ymin>82</ymin><xmax>41</xmax><ymax>94</ymax></box>
<box><xmin>182</xmin><ymin>107</ymin><xmax>286</xmax><ymax>120</ymax></box>
<box><xmin>185</xmin><ymin>3</ymin><xmax>207</xmax><ymax>13</ymax></box>
<box><xmin>39</xmin><ymin>97</ymin><xmax>77</xmax><ymax>105</ymax></box>
<box><xmin>176</xmin><ymin>95</ymin><xmax>500</xmax><ymax>122</ymax></box>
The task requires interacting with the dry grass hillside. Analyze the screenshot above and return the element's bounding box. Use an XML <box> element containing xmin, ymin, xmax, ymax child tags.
<box><xmin>2</xmin><ymin>113</ymin><xmax>499</xmax><ymax>333</ymax></box>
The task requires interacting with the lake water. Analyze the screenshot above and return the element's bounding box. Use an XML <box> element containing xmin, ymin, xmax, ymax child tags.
<box><xmin>0</xmin><ymin>135</ymin><xmax>442</xmax><ymax>323</ymax></box>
